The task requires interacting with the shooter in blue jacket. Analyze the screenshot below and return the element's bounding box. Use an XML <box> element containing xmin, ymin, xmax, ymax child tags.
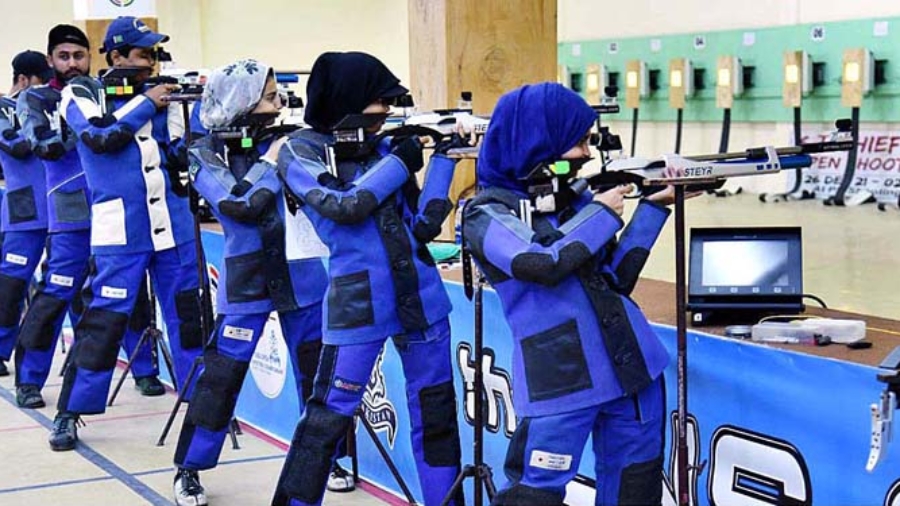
<box><xmin>14</xmin><ymin>24</ymin><xmax>164</xmax><ymax>410</ymax></box>
<box><xmin>272</xmin><ymin>51</ymin><xmax>464</xmax><ymax>506</ymax></box>
<box><xmin>49</xmin><ymin>16</ymin><xmax>204</xmax><ymax>451</ymax></box>
<box><xmin>170</xmin><ymin>58</ymin><xmax>328</xmax><ymax>506</ymax></box>
<box><xmin>463</xmin><ymin>83</ymin><xmax>690</xmax><ymax>506</ymax></box>
<box><xmin>0</xmin><ymin>50</ymin><xmax>52</xmax><ymax>378</ymax></box>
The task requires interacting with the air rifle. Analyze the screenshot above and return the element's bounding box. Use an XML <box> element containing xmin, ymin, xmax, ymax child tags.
<box><xmin>444</xmin><ymin>119</ymin><xmax>854</xmax><ymax>195</ymax></box>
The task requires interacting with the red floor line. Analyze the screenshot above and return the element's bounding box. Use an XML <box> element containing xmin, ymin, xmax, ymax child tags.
<box><xmin>86</xmin><ymin>409</ymin><xmax>173</xmax><ymax>424</ymax></box>
<box><xmin>0</xmin><ymin>423</ymin><xmax>43</xmax><ymax>433</ymax></box>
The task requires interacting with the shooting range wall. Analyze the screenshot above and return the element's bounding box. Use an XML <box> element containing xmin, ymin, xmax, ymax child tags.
<box><xmin>558</xmin><ymin>17</ymin><xmax>900</xmax><ymax>124</ymax></box>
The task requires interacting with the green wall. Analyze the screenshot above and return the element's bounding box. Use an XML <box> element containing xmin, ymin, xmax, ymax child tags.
<box><xmin>558</xmin><ymin>18</ymin><xmax>900</xmax><ymax>123</ymax></box>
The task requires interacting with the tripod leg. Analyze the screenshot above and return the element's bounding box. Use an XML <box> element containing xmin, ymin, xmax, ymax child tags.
<box><xmin>348</xmin><ymin>416</ymin><xmax>359</xmax><ymax>482</ymax></box>
<box><xmin>59</xmin><ymin>341</ymin><xmax>75</xmax><ymax>377</ymax></box>
<box><xmin>155</xmin><ymin>329</ymin><xmax>179</xmax><ymax>392</ymax></box>
<box><xmin>358</xmin><ymin>411</ymin><xmax>417</xmax><ymax>505</ymax></box>
<box><xmin>479</xmin><ymin>465</ymin><xmax>498</xmax><ymax>500</ymax></box>
<box><xmin>231</xmin><ymin>416</ymin><xmax>243</xmax><ymax>435</ymax></box>
<box><xmin>440</xmin><ymin>465</ymin><xmax>475</xmax><ymax>506</ymax></box>
<box><xmin>157</xmin><ymin>355</ymin><xmax>202</xmax><ymax>446</ymax></box>
<box><xmin>107</xmin><ymin>327</ymin><xmax>153</xmax><ymax>406</ymax></box>
<box><xmin>227</xmin><ymin>417</ymin><xmax>240</xmax><ymax>450</ymax></box>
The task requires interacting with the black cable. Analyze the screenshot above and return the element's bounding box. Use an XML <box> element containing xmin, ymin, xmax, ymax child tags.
<box><xmin>802</xmin><ymin>293</ymin><xmax>828</xmax><ymax>309</ymax></box>
<box><xmin>630</xmin><ymin>108</ymin><xmax>639</xmax><ymax>157</ymax></box>
<box><xmin>674</xmin><ymin>108</ymin><xmax>683</xmax><ymax>154</ymax></box>
<box><xmin>785</xmin><ymin>106</ymin><xmax>804</xmax><ymax>195</ymax></box>
<box><xmin>826</xmin><ymin>106</ymin><xmax>861</xmax><ymax>206</ymax></box>
<box><xmin>718</xmin><ymin>108</ymin><xmax>731</xmax><ymax>154</ymax></box>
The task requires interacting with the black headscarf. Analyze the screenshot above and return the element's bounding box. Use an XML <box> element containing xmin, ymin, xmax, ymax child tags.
<box><xmin>304</xmin><ymin>51</ymin><xmax>408</xmax><ymax>132</ymax></box>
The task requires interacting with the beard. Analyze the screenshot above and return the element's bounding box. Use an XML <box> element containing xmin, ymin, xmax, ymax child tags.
<box><xmin>56</xmin><ymin>67</ymin><xmax>89</xmax><ymax>84</ymax></box>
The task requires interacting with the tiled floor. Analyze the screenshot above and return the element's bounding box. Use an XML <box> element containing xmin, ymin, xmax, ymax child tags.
<box><xmin>0</xmin><ymin>354</ymin><xmax>390</xmax><ymax>506</ymax></box>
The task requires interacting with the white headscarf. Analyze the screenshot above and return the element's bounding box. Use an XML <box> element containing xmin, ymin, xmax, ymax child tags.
<box><xmin>200</xmin><ymin>58</ymin><xmax>272</xmax><ymax>130</ymax></box>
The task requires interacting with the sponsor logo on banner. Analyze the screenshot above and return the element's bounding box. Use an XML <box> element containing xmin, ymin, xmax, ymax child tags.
<box><xmin>75</xmin><ymin>0</ymin><xmax>156</xmax><ymax>21</ymax></box>
<box><xmin>361</xmin><ymin>349</ymin><xmax>398</xmax><ymax>448</ymax></box>
<box><xmin>249</xmin><ymin>313</ymin><xmax>287</xmax><ymax>399</ymax></box>
<box><xmin>457</xmin><ymin>343</ymin><xmax>516</xmax><ymax>437</ymax></box>
<box><xmin>798</xmin><ymin>129</ymin><xmax>900</xmax><ymax>203</ymax></box>
<box><xmin>207</xmin><ymin>263</ymin><xmax>219</xmax><ymax>317</ymax></box>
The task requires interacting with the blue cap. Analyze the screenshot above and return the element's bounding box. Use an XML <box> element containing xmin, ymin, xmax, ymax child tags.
<box><xmin>101</xmin><ymin>16</ymin><xmax>169</xmax><ymax>53</ymax></box>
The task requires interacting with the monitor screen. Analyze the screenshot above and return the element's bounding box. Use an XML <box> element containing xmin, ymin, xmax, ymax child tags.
<box><xmin>689</xmin><ymin>227</ymin><xmax>802</xmax><ymax>304</ymax></box>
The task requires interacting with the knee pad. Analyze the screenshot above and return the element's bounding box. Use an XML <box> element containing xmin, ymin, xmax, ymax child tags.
<box><xmin>419</xmin><ymin>380</ymin><xmax>462</xmax><ymax>467</ymax></box>
<box><xmin>18</xmin><ymin>294</ymin><xmax>68</xmax><ymax>350</ymax></box>
<box><xmin>188</xmin><ymin>351</ymin><xmax>248</xmax><ymax>431</ymax></box>
<box><xmin>128</xmin><ymin>279</ymin><xmax>151</xmax><ymax>333</ymax></box>
<box><xmin>0</xmin><ymin>273</ymin><xmax>27</xmax><ymax>326</ymax></box>
<box><xmin>295</xmin><ymin>339</ymin><xmax>322</xmax><ymax>402</ymax></box>
<box><xmin>73</xmin><ymin>308</ymin><xmax>129</xmax><ymax>371</ymax></box>
<box><xmin>618</xmin><ymin>456</ymin><xmax>663</xmax><ymax>506</ymax></box>
<box><xmin>281</xmin><ymin>402</ymin><xmax>353</xmax><ymax>503</ymax></box>
<box><xmin>175</xmin><ymin>289</ymin><xmax>203</xmax><ymax>349</ymax></box>
<box><xmin>492</xmin><ymin>484</ymin><xmax>564</xmax><ymax>506</ymax></box>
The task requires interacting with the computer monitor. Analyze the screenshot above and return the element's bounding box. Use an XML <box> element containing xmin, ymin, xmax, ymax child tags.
<box><xmin>688</xmin><ymin>227</ymin><xmax>804</xmax><ymax>325</ymax></box>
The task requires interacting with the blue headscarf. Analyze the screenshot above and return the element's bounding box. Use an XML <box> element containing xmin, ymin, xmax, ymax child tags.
<box><xmin>477</xmin><ymin>83</ymin><xmax>596</xmax><ymax>194</ymax></box>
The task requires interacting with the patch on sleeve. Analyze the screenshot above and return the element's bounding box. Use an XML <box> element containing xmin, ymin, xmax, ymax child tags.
<box><xmin>223</xmin><ymin>325</ymin><xmax>254</xmax><ymax>341</ymax></box>
<box><xmin>529</xmin><ymin>449</ymin><xmax>572</xmax><ymax>471</ymax></box>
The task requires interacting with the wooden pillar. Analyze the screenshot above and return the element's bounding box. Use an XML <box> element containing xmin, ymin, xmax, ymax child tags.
<box><xmin>408</xmin><ymin>0</ymin><xmax>557</xmax><ymax>239</ymax></box>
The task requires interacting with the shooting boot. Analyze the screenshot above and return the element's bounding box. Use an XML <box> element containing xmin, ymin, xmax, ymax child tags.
<box><xmin>16</xmin><ymin>384</ymin><xmax>45</xmax><ymax>408</ymax></box>
<box><xmin>135</xmin><ymin>375</ymin><xmax>166</xmax><ymax>396</ymax></box>
<box><xmin>174</xmin><ymin>468</ymin><xmax>208</xmax><ymax>506</ymax></box>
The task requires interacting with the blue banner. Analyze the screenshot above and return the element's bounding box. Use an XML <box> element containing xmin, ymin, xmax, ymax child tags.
<box><xmin>195</xmin><ymin>230</ymin><xmax>900</xmax><ymax>505</ymax></box>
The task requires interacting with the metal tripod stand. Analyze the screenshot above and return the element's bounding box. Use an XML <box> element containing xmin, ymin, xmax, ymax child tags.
<box><xmin>107</xmin><ymin>278</ymin><xmax>176</xmax><ymax>406</ymax></box>
<box><xmin>441</xmin><ymin>245</ymin><xmax>496</xmax><ymax>506</ymax></box>
<box><xmin>347</xmin><ymin>405</ymin><xmax>418</xmax><ymax>504</ymax></box>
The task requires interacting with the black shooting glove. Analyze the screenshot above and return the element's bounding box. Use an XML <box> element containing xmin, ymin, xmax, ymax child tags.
<box><xmin>218</xmin><ymin>188</ymin><xmax>277</xmax><ymax>223</ymax></box>
<box><xmin>164</xmin><ymin>143</ymin><xmax>190</xmax><ymax>198</ymax></box>
<box><xmin>390</xmin><ymin>136</ymin><xmax>424</xmax><ymax>173</ymax></box>
<box><xmin>433</xmin><ymin>133</ymin><xmax>469</xmax><ymax>157</ymax></box>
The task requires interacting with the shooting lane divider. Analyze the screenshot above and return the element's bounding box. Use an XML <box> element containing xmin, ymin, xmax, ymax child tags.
<box><xmin>826</xmin><ymin>48</ymin><xmax>881</xmax><ymax>207</ymax></box>
<box><xmin>761</xmin><ymin>51</ymin><xmax>821</xmax><ymax>203</ymax></box>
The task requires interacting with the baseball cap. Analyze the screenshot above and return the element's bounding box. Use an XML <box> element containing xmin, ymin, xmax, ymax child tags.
<box><xmin>12</xmin><ymin>50</ymin><xmax>53</xmax><ymax>81</ymax></box>
<box><xmin>47</xmin><ymin>24</ymin><xmax>90</xmax><ymax>53</ymax></box>
<box><xmin>101</xmin><ymin>16</ymin><xmax>169</xmax><ymax>53</ymax></box>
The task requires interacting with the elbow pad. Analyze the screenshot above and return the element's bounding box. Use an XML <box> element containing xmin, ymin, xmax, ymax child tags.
<box><xmin>510</xmin><ymin>242</ymin><xmax>593</xmax><ymax>287</ymax></box>
<box><xmin>0</xmin><ymin>130</ymin><xmax>32</xmax><ymax>159</ymax></box>
<box><xmin>305</xmin><ymin>188</ymin><xmax>378</xmax><ymax>225</ymax></box>
<box><xmin>412</xmin><ymin>199</ymin><xmax>453</xmax><ymax>243</ymax></box>
<box><xmin>35</xmin><ymin>141</ymin><xmax>66</xmax><ymax>161</ymax></box>
<box><xmin>218</xmin><ymin>188</ymin><xmax>276</xmax><ymax>223</ymax></box>
<box><xmin>80</xmin><ymin>123</ymin><xmax>135</xmax><ymax>154</ymax></box>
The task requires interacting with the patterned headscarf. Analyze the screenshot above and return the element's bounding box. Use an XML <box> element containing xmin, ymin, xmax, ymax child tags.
<box><xmin>200</xmin><ymin>58</ymin><xmax>272</xmax><ymax>130</ymax></box>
